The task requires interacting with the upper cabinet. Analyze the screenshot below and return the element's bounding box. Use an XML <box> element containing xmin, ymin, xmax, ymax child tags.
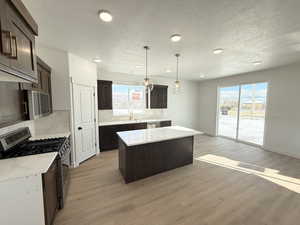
<box><xmin>0</xmin><ymin>0</ymin><xmax>38</xmax><ymax>82</ymax></box>
<box><xmin>148</xmin><ymin>85</ymin><xmax>168</xmax><ymax>109</ymax></box>
<box><xmin>21</xmin><ymin>57</ymin><xmax>52</xmax><ymax>93</ymax></box>
<box><xmin>98</xmin><ymin>80</ymin><xmax>112</xmax><ymax>110</ymax></box>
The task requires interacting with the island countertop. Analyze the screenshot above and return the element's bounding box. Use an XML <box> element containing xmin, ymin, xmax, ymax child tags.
<box><xmin>117</xmin><ymin>126</ymin><xmax>202</xmax><ymax>147</ymax></box>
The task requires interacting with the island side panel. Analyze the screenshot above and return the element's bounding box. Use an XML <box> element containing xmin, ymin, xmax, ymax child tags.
<box><xmin>118</xmin><ymin>138</ymin><xmax>127</xmax><ymax>179</ymax></box>
<box><xmin>119</xmin><ymin>136</ymin><xmax>194</xmax><ymax>183</ymax></box>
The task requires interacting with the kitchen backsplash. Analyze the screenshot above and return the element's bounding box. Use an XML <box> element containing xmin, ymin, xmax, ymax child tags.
<box><xmin>34</xmin><ymin>110</ymin><xmax>70</xmax><ymax>135</ymax></box>
<box><xmin>99</xmin><ymin>109</ymin><xmax>167</xmax><ymax>122</ymax></box>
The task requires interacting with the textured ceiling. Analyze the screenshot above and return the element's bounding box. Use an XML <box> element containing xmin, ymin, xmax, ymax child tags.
<box><xmin>23</xmin><ymin>0</ymin><xmax>300</xmax><ymax>80</ymax></box>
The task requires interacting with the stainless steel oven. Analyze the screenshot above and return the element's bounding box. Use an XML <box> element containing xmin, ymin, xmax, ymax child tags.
<box><xmin>27</xmin><ymin>90</ymin><xmax>51</xmax><ymax>120</ymax></box>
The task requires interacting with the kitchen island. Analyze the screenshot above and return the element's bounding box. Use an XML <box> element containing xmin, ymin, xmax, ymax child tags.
<box><xmin>117</xmin><ymin>126</ymin><xmax>202</xmax><ymax>183</ymax></box>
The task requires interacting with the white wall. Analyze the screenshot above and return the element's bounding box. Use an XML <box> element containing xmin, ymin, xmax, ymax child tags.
<box><xmin>198</xmin><ymin>63</ymin><xmax>300</xmax><ymax>159</ymax></box>
<box><xmin>68</xmin><ymin>53</ymin><xmax>97</xmax><ymax>87</ymax></box>
<box><xmin>99</xmin><ymin>71</ymin><xmax>200</xmax><ymax>130</ymax></box>
<box><xmin>36</xmin><ymin>45</ymin><xmax>70</xmax><ymax>111</ymax></box>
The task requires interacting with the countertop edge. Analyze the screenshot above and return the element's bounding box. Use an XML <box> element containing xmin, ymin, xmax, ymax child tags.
<box><xmin>118</xmin><ymin>132</ymin><xmax>202</xmax><ymax>147</ymax></box>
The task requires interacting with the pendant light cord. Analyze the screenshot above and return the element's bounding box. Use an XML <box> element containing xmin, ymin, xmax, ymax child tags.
<box><xmin>144</xmin><ymin>46</ymin><xmax>149</xmax><ymax>80</ymax></box>
<box><xmin>175</xmin><ymin>53</ymin><xmax>180</xmax><ymax>81</ymax></box>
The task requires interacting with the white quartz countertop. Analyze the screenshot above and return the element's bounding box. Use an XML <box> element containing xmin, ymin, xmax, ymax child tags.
<box><xmin>0</xmin><ymin>152</ymin><xmax>58</xmax><ymax>182</ymax></box>
<box><xmin>99</xmin><ymin>119</ymin><xmax>171</xmax><ymax>126</ymax></box>
<box><xmin>117</xmin><ymin>126</ymin><xmax>203</xmax><ymax>147</ymax></box>
<box><xmin>30</xmin><ymin>132</ymin><xmax>71</xmax><ymax>141</ymax></box>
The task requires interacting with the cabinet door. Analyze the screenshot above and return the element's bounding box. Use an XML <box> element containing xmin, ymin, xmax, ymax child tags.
<box><xmin>32</xmin><ymin>64</ymin><xmax>42</xmax><ymax>90</ymax></box>
<box><xmin>98</xmin><ymin>80</ymin><xmax>112</xmax><ymax>110</ymax></box>
<box><xmin>161</xmin><ymin>87</ymin><xmax>168</xmax><ymax>108</ymax></box>
<box><xmin>43</xmin><ymin>159</ymin><xmax>58</xmax><ymax>225</ymax></box>
<box><xmin>40</xmin><ymin>69</ymin><xmax>50</xmax><ymax>93</ymax></box>
<box><xmin>150</xmin><ymin>85</ymin><xmax>168</xmax><ymax>109</ymax></box>
<box><xmin>0</xmin><ymin>0</ymin><xmax>10</xmax><ymax>69</ymax></box>
<box><xmin>99</xmin><ymin>126</ymin><xmax>116</xmax><ymax>150</ymax></box>
<box><xmin>150</xmin><ymin>88</ymin><xmax>159</xmax><ymax>108</ymax></box>
<box><xmin>6</xmin><ymin>3</ymin><xmax>37</xmax><ymax>81</ymax></box>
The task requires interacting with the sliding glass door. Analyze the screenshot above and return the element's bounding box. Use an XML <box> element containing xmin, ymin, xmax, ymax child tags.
<box><xmin>218</xmin><ymin>86</ymin><xmax>240</xmax><ymax>139</ymax></box>
<box><xmin>238</xmin><ymin>83</ymin><xmax>268</xmax><ymax>145</ymax></box>
<box><xmin>217</xmin><ymin>82</ymin><xmax>268</xmax><ymax>146</ymax></box>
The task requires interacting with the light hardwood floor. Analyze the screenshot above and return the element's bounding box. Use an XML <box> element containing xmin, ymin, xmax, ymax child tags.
<box><xmin>54</xmin><ymin>135</ymin><xmax>300</xmax><ymax>225</ymax></box>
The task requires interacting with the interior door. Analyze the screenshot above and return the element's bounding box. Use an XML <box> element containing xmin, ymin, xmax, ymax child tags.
<box><xmin>73</xmin><ymin>83</ymin><xmax>96</xmax><ymax>163</ymax></box>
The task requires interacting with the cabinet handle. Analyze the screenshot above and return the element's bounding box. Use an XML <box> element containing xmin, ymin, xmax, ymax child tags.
<box><xmin>23</xmin><ymin>102</ymin><xmax>28</xmax><ymax>115</ymax></box>
<box><xmin>1</xmin><ymin>30</ymin><xmax>12</xmax><ymax>56</ymax></box>
<box><xmin>78</xmin><ymin>127</ymin><xmax>83</xmax><ymax>130</ymax></box>
<box><xmin>9</xmin><ymin>35</ymin><xmax>18</xmax><ymax>59</ymax></box>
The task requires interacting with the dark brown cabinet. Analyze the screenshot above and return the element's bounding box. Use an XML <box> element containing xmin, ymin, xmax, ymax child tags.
<box><xmin>98</xmin><ymin>80</ymin><xmax>112</xmax><ymax>110</ymax></box>
<box><xmin>160</xmin><ymin>120</ymin><xmax>172</xmax><ymax>127</ymax></box>
<box><xmin>0</xmin><ymin>0</ymin><xmax>38</xmax><ymax>82</ymax></box>
<box><xmin>23</xmin><ymin>57</ymin><xmax>51</xmax><ymax>93</ymax></box>
<box><xmin>37</xmin><ymin>57</ymin><xmax>52</xmax><ymax>94</ymax></box>
<box><xmin>42</xmin><ymin>159</ymin><xmax>59</xmax><ymax>225</ymax></box>
<box><xmin>119</xmin><ymin>136</ymin><xmax>193</xmax><ymax>183</ymax></box>
<box><xmin>148</xmin><ymin>85</ymin><xmax>168</xmax><ymax>109</ymax></box>
<box><xmin>99</xmin><ymin>123</ymin><xmax>147</xmax><ymax>151</ymax></box>
<box><xmin>20</xmin><ymin>56</ymin><xmax>53</xmax><ymax>114</ymax></box>
<box><xmin>0</xmin><ymin>0</ymin><xmax>11</xmax><ymax>69</ymax></box>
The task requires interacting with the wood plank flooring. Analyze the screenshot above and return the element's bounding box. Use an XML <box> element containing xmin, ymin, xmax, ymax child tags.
<box><xmin>54</xmin><ymin>135</ymin><xmax>300</xmax><ymax>225</ymax></box>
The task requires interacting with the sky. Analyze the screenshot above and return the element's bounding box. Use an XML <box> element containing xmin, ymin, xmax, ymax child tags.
<box><xmin>220</xmin><ymin>83</ymin><xmax>268</xmax><ymax>103</ymax></box>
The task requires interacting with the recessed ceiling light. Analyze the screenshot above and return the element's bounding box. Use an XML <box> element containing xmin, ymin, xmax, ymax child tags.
<box><xmin>170</xmin><ymin>34</ymin><xmax>182</xmax><ymax>42</ymax></box>
<box><xmin>213</xmin><ymin>48</ymin><xmax>224</xmax><ymax>54</ymax></box>
<box><xmin>166</xmin><ymin>69</ymin><xmax>172</xmax><ymax>73</ymax></box>
<box><xmin>200</xmin><ymin>74</ymin><xmax>205</xmax><ymax>78</ymax></box>
<box><xmin>135</xmin><ymin>65</ymin><xmax>143</xmax><ymax>69</ymax></box>
<box><xmin>93</xmin><ymin>57</ymin><xmax>102</xmax><ymax>63</ymax></box>
<box><xmin>98</xmin><ymin>10</ymin><xmax>113</xmax><ymax>22</ymax></box>
<box><xmin>253</xmin><ymin>61</ymin><xmax>262</xmax><ymax>66</ymax></box>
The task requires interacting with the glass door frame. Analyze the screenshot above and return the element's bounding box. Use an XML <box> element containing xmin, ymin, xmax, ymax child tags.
<box><xmin>216</xmin><ymin>81</ymin><xmax>269</xmax><ymax>147</ymax></box>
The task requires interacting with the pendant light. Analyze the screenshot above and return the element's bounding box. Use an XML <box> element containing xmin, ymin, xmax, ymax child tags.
<box><xmin>143</xmin><ymin>46</ymin><xmax>154</xmax><ymax>92</ymax></box>
<box><xmin>174</xmin><ymin>53</ymin><xmax>181</xmax><ymax>92</ymax></box>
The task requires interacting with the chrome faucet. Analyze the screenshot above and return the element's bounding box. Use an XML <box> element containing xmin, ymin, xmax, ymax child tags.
<box><xmin>129</xmin><ymin>112</ymin><xmax>134</xmax><ymax>120</ymax></box>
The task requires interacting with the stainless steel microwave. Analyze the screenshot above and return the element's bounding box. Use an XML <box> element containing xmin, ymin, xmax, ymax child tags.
<box><xmin>26</xmin><ymin>90</ymin><xmax>51</xmax><ymax>120</ymax></box>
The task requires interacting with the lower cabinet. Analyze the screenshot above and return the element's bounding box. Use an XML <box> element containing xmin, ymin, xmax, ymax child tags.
<box><xmin>99</xmin><ymin>123</ymin><xmax>147</xmax><ymax>151</ymax></box>
<box><xmin>99</xmin><ymin>120</ymin><xmax>172</xmax><ymax>151</ymax></box>
<box><xmin>42</xmin><ymin>159</ymin><xmax>59</xmax><ymax>225</ymax></box>
<box><xmin>160</xmin><ymin>120</ymin><xmax>172</xmax><ymax>127</ymax></box>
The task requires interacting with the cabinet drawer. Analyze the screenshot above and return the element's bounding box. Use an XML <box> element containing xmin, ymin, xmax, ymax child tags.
<box><xmin>160</xmin><ymin>120</ymin><xmax>171</xmax><ymax>127</ymax></box>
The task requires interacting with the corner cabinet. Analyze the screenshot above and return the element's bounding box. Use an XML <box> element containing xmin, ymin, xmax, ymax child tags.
<box><xmin>0</xmin><ymin>0</ymin><xmax>38</xmax><ymax>82</ymax></box>
<box><xmin>148</xmin><ymin>85</ymin><xmax>168</xmax><ymax>109</ymax></box>
<box><xmin>97</xmin><ymin>80</ymin><xmax>112</xmax><ymax>110</ymax></box>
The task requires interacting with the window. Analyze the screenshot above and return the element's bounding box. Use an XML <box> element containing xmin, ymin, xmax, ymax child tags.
<box><xmin>112</xmin><ymin>84</ymin><xmax>146</xmax><ymax>115</ymax></box>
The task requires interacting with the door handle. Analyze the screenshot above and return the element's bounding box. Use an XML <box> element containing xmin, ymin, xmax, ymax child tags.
<box><xmin>78</xmin><ymin>127</ymin><xmax>83</xmax><ymax>130</ymax></box>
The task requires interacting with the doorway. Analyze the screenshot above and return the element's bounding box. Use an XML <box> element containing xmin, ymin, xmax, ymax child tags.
<box><xmin>217</xmin><ymin>82</ymin><xmax>268</xmax><ymax>146</ymax></box>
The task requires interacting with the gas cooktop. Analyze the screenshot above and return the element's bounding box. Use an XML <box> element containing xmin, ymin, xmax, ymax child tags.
<box><xmin>1</xmin><ymin>137</ymin><xmax>66</xmax><ymax>159</ymax></box>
